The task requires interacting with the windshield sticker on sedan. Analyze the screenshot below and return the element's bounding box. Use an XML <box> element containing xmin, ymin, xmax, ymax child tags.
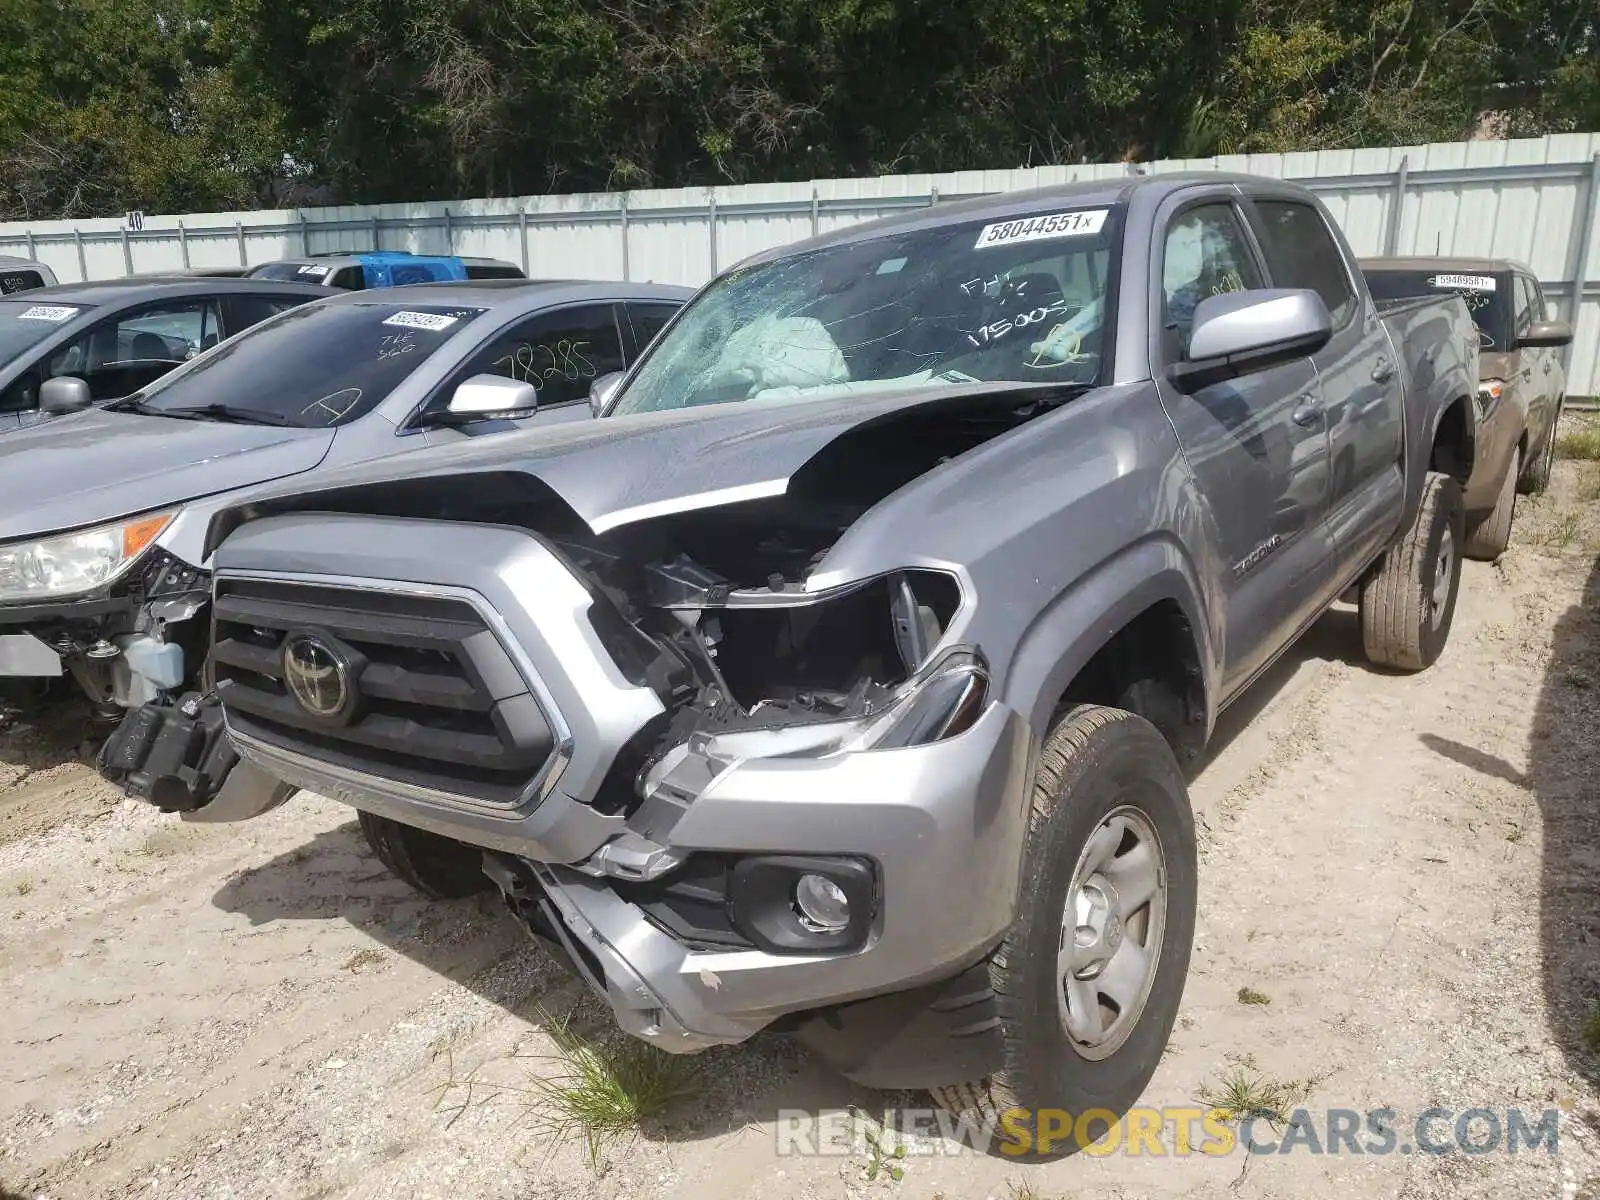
<box><xmin>296</xmin><ymin>264</ymin><xmax>331</xmax><ymax>278</ymax></box>
<box><xmin>382</xmin><ymin>310</ymin><xmax>460</xmax><ymax>332</ymax></box>
<box><xmin>17</xmin><ymin>305</ymin><xmax>78</xmax><ymax>322</ymax></box>
<box><xmin>1428</xmin><ymin>273</ymin><xmax>1496</xmax><ymax>291</ymax></box>
<box><xmin>974</xmin><ymin>209</ymin><xmax>1109</xmax><ymax>250</ymax></box>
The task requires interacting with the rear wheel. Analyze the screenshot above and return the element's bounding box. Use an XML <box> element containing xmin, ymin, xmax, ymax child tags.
<box><xmin>931</xmin><ymin>705</ymin><xmax>1196</xmax><ymax>1158</ymax></box>
<box><xmin>358</xmin><ymin>811</ymin><xmax>491</xmax><ymax>899</ymax></box>
<box><xmin>1360</xmin><ymin>471</ymin><xmax>1464</xmax><ymax>671</ymax></box>
<box><xmin>1463</xmin><ymin>448</ymin><xmax>1518</xmax><ymax>562</ymax></box>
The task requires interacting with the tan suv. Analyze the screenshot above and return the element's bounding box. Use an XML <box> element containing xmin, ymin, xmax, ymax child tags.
<box><xmin>1363</xmin><ymin>256</ymin><xmax>1573</xmax><ymax>560</ymax></box>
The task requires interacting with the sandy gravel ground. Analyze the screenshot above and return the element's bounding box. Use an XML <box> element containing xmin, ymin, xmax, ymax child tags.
<box><xmin>3</xmin><ymin>429</ymin><xmax>1600</xmax><ymax>1200</ymax></box>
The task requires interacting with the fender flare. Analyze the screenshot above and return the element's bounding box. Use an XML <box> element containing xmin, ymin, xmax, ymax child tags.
<box><xmin>1000</xmin><ymin>533</ymin><xmax>1218</xmax><ymax>744</ymax></box>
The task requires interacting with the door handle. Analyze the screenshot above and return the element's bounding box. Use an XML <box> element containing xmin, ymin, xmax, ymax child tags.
<box><xmin>1292</xmin><ymin>397</ymin><xmax>1323</xmax><ymax>427</ymax></box>
<box><xmin>1372</xmin><ymin>358</ymin><xmax>1395</xmax><ymax>384</ymax></box>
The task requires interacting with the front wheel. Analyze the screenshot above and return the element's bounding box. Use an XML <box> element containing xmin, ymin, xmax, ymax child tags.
<box><xmin>931</xmin><ymin>705</ymin><xmax>1197</xmax><ymax>1158</ymax></box>
<box><xmin>1463</xmin><ymin>448</ymin><xmax>1518</xmax><ymax>562</ymax></box>
<box><xmin>358</xmin><ymin>812</ymin><xmax>492</xmax><ymax>900</ymax></box>
<box><xmin>1520</xmin><ymin>399</ymin><xmax>1562</xmax><ymax>495</ymax></box>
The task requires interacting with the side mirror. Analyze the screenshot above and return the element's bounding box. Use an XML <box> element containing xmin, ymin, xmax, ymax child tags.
<box><xmin>1517</xmin><ymin>320</ymin><xmax>1572</xmax><ymax>349</ymax></box>
<box><xmin>428</xmin><ymin>374</ymin><xmax>538</xmax><ymax>426</ymax></box>
<box><xmin>1169</xmin><ymin>289</ymin><xmax>1333</xmax><ymax>395</ymax></box>
<box><xmin>588</xmin><ymin>370</ymin><xmax>624</xmax><ymax>417</ymax></box>
<box><xmin>39</xmin><ymin>376</ymin><xmax>93</xmax><ymax>414</ymax></box>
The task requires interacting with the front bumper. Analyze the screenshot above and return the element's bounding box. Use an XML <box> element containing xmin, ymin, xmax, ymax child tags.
<box><xmin>239</xmin><ymin>697</ymin><xmax>1033</xmax><ymax>1056</ymax></box>
<box><xmin>182</xmin><ymin>515</ymin><xmax>1034</xmax><ymax>1076</ymax></box>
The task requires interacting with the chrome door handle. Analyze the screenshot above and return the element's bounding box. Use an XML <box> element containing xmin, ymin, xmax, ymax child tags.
<box><xmin>1372</xmin><ymin>359</ymin><xmax>1395</xmax><ymax>384</ymax></box>
<box><xmin>1292</xmin><ymin>398</ymin><xmax>1323</xmax><ymax>427</ymax></box>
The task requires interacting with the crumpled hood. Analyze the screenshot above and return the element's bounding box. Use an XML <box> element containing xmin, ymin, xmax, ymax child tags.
<box><xmin>0</xmin><ymin>407</ymin><xmax>336</xmax><ymax>543</ymax></box>
<box><xmin>216</xmin><ymin>382</ymin><xmax>1058</xmax><ymax>542</ymax></box>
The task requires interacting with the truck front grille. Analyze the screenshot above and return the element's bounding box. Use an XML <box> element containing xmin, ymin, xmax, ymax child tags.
<box><xmin>211</xmin><ymin>578</ymin><xmax>561</xmax><ymax>808</ymax></box>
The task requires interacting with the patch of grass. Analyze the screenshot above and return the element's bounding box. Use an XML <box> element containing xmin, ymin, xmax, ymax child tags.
<box><xmin>527</xmin><ymin>1008</ymin><xmax>702</xmax><ymax>1167</ymax></box>
<box><xmin>1198</xmin><ymin>1064</ymin><xmax>1317</xmax><ymax>1129</ymax></box>
<box><xmin>1535</xmin><ymin>511</ymin><xmax>1582</xmax><ymax>552</ymax></box>
<box><xmin>13</xmin><ymin>880</ymin><xmax>31</xmax><ymax>896</ymax></box>
<box><xmin>1236</xmin><ymin>986</ymin><xmax>1271</xmax><ymax>1006</ymax></box>
<box><xmin>1007</xmin><ymin>1180</ymin><xmax>1061</xmax><ymax>1200</ymax></box>
<box><xmin>1582</xmin><ymin>1005</ymin><xmax>1600</xmax><ymax>1054</ymax></box>
<box><xmin>1556</xmin><ymin>429</ymin><xmax>1600</xmax><ymax>461</ymax></box>
<box><xmin>1506</xmin><ymin>826</ymin><xmax>1524</xmax><ymax>843</ymax></box>
<box><xmin>853</xmin><ymin>1107</ymin><xmax>906</xmax><ymax>1183</ymax></box>
<box><xmin>1578</xmin><ymin>466</ymin><xmax>1600</xmax><ymax>503</ymax></box>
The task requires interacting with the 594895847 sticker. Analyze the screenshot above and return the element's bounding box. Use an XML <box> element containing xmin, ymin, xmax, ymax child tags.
<box><xmin>974</xmin><ymin>209</ymin><xmax>1109</xmax><ymax>250</ymax></box>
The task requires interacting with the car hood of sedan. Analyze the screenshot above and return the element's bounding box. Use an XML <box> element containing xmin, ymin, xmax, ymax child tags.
<box><xmin>0</xmin><ymin>407</ymin><xmax>336</xmax><ymax>543</ymax></box>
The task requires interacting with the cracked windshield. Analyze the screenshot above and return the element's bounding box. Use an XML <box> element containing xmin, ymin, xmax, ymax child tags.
<box><xmin>122</xmin><ymin>302</ymin><xmax>487</xmax><ymax>427</ymax></box>
<box><xmin>612</xmin><ymin>206</ymin><xmax>1119</xmax><ymax>415</ymax></box>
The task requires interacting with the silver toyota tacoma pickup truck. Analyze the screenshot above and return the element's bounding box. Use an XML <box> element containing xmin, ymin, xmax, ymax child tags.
<box><xmin>107</xmin><ymin>173</ymin><xmax>1480</xmax><ymax>1151</ymax></box>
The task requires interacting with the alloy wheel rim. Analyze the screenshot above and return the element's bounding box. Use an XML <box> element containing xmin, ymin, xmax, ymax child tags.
<box><xmin>1057</xmin><ymin>804</ymin><xmax>1168</xmax><ymax>1060</ymax></box>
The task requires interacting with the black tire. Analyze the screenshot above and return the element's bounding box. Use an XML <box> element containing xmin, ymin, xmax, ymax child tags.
<box><xmin>1463</xmin><ymin>449</ymin><xmax>1518</xmax><ymax>562</ymax></box>
<box><xmin>357</xmin><ymin>811</ymin><xmax>491</xmax><ymax>900</ymax></box>
<box><xmin>931</xmin><ymin>705</ymin><xmax>1197</xmax><ymax>1158</ymax></box>
<box><xmin>1360</xmin><ymin>471</ymin><xmax>1464</xmax><ymax>671</ymax></box>
<box><xmin>1519</xmin><ymin>400</ymin><xmax>1561</xmax><ymax>495</ymax></box>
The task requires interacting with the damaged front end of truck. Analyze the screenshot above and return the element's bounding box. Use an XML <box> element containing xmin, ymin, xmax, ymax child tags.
<box><xmin>96</xmin><ymin>383</ymin><xmax>1073</xmax><ymax>1085</ymax></box>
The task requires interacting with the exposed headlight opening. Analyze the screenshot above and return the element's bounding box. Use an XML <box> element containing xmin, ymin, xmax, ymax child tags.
<box><xmin>0</xmin><ymin>509</ymin><xmax>176</xmax><ymax>603</ymax></box>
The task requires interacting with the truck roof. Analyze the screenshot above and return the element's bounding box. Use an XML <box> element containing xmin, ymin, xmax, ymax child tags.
<box><xmin>1361</xmin><ymin>254</ymin><xmax>1534</xmax><ymax>276</ymax></box>
<box><xmin>734</xmin><ymin>170</ymin><xmax>1326</xmax><ymax>268</ymax></box>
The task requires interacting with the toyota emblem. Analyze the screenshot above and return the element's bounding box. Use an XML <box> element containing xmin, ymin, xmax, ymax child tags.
<box><xmin>282</xmin><ymin>632</ymin><xmax>353</xmax><ymax>721</ymax></box>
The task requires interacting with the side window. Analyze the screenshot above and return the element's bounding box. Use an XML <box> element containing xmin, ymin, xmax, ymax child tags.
<box><xmin>330</xmin><ymin>267</ymin><xmax>365</xmax><ymax>290</ymax></box>
<box><xmin>442</xmin><ymin>304</ymin><xmax>626</xmax><ymax>414</ymax></box>
<box><xmin>47</xmin><ymin>300</ymin><xmax>221</xmax><ymax>401</ymax></box>
<box><xmin>228</xmin><ymin>294</ymin><xmax>310</xmax><ymax>333</ymax></box>
<box><xmin>1160</xmin><ymin>203</ymin><xmax>1265</xmax><ymax>362</ymax></box>
<box><xmin>1</xmin><ymin>270</ymin><xmax>45</xmax><ymax>294</ymax></box>
<box><xmin>1512</xmin><ymin>275</ymin><xmax>1537</xmax><ymax>338</ymax></box>
<box><xmin>624</xmin><ymin>302</ymin><xmax>682</xmax><ymax>360</ymax></box>
<box><xmin>1528</xmin><ymin>276</ymin><xmax>1549</xmax><ymax>322</ymax></box>
<box><xmin>1251</xmin><ymin>200</ymin><xmax>1357</xmax><ymax>328</ymax></box>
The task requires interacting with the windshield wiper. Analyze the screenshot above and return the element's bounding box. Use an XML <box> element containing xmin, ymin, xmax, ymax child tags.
<box><xmin>157</xmin><ymin>403</ymin><xmax>301</xmax><ymax>428</ymax></box>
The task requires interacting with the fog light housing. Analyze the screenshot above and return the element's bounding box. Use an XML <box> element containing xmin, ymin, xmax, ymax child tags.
<box><xmin>794</xmin><ymin>873</ymin><xmax>851</xmax><ymax>933</ymax></box>
<box><xmin>728</xmin><ymin>855</ymin><xmax>876</xmax><ymax>954</ymax></box>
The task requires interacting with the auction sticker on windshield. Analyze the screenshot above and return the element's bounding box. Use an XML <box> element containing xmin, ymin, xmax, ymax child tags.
<box><xmin>382</xmin><ymin>311</ymin><xmax>461</xmax><ymax>332</ymax></box>
<box><xmin>17</xmin><ymin>305</ymin><xmax>78</xmax><ymax>322</ymax></box>
<box><xmin>1428</xmin><ymin>274</ymin><xmax>1496</xmax><ymax>291</ymax></box>
<box><xmin>975</xmin><ymin>209</ymin><xmax>1109</xmax><ymax>250</ymax></box>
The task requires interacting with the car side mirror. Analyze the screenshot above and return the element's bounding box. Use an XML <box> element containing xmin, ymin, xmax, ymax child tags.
<box><xmin>1168</xmin><ymin>288</ymin><xmax>1334</xmax><ymax>395</ymax></box>
<box><xmin>1517</xmin><ymin>320</ymin><xmax>1572</xmax><ymax>349</ymax></box>
<box><xmin>588</xmin><ymin>370</ymin><xmax>624</xmax><ymax>417</ymax></box>
<box><xmin>39</xmin><ymin>376</ymin><xmax>93</xmax><ymax>414</ymax></box>
<box><xmin>428</xmin><ymin>374</ymin><xmax>539</xmax><ymax>427</ymax></box>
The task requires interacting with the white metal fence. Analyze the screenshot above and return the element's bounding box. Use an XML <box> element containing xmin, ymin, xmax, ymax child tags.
<box><xmin>4</xmin><ymin>133</ymin><xmax>1600</xmax><ymax>394</ymax></box>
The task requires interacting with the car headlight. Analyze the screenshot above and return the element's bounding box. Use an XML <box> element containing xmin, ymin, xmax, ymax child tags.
<box><xmin>0</xmin><ymin>511</ymin><xmax>176</xmax><ymax>603</ymax></box>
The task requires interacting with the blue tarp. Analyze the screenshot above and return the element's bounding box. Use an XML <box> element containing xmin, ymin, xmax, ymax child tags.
<box><xmin>356</xmin><ymin>252</ymin><xmax>470</xmax><ymax>288</ymax></box>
